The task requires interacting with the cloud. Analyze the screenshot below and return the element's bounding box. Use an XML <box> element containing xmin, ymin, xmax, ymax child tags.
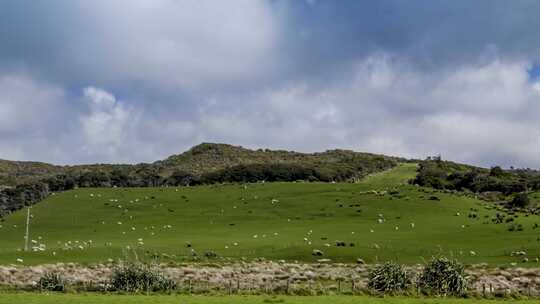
<box><xmin>4</xmin><ymin>55</ymin><xmax>540</xmax><ymax>169</ymax></box>
<box><xmin>1</xmin><ymin>2</ymin><xmax>540</xmax><ymax>168</ymax></box>
<box><xmin>0</xmin><ymin>74</ymin><xmax>74</xmax><ymax>162</ymax></box>
<box><xmin>0</xmin><ymin>75</ymin><xmax>65</xmax><ymax>133</ymax></box>
<box><xmin>192</xmin><ymin>55</ymin><xmax>540</xmax><ymax>168</ymax></box>
<box><xmin>80</xmin><ymin>87</ymin><xmax>135</xmax><ymax>159</ymax></box>
<box><xmin>0</xmin><ymin>0</ymin><xmax>280</xmax><ymax>91</ymax></box>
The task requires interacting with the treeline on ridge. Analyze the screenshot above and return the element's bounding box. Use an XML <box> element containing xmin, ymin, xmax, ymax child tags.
<box><xmin>412</xmin><ymin>158</ymin><xmax>540</xmax><ymax>207</ymax></box>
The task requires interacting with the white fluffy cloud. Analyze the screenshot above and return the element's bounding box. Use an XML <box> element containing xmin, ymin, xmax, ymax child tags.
<box><xmin>80</xmin><ymin>87</ymin><xmax>135</xmax><ymax>159</ymax></box>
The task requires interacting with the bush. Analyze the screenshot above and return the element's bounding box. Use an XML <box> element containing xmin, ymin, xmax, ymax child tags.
<box><xmin>367</xmin><ymin>262</ymin><xmax>411</xmax><ymax>293</ymax></box>
<box><xmin>418</xmin><ymin>257</ymin><xmax>467</xmax><ymax>296</ymax></box>
<box><xmin>37</xmin><ymin>272</ymin><xmax>66</xmax><ymax>292</ymax></box>
<box><xmin>110</xmin><ymin>262</ymin><xmax>177</xmax><ymax>293</ymax></box>
<box><xmin>510</xmin><ymin>193</ymin><xmax>530</xmax><ymax>208</ymax></box>
<box><xmin>203</xmin><ymin>250</ymin><xmax>218</xmax><ymax>258</ymax></box>
<box><xmin>507</xmin><ymin>223</ymin><xmax>524</xmax><ymax>232</ymax></box>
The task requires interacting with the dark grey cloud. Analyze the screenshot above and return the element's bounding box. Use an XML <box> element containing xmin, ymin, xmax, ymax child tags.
<box><xmin>276</xmin><ymin>1</ymin><xmax>540</xmax><ymax>74</ymax></box>
<box><xmin>0</xmin><ymin>1</ymin><xmax>540</xmax><ymax>168</ymax></box>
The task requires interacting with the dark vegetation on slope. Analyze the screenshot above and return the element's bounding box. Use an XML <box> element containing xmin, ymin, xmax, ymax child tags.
<box><xmin>0</xmin><ymin>160</ymin><xmax>64</xmax><ymax>188</ymax></box>
<box><xmin>411</xmin><ymin>157</ymin><xmax>540</xmax><ymax>209</ymax></box>
<box><xmin>0</xmin><ymin>143</ymin><xmax>401</xmax><ymax>216</ymax></box>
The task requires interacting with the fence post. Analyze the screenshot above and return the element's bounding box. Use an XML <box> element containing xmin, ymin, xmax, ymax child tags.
<box><xmin>286</xmin><ymin>279</ymin><xmax>290</xmax><ymax>295</ymax></box>
<box><xmin>352</xmin><ymin>279</ymin><xmax>355</xmax><ymax>294</ymax></box>
<box><xmin>338</xmin><ymin>279</ymin><xmax>341</xmax><ymax>294</ymax></box>
<box><xmin>482</xmin><ymin>283</ymin><xmax>486</xmax><ymax>297</ymax></box>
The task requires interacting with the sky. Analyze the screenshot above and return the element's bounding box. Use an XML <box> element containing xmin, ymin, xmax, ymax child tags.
<box><xmin>1</xmin><ymin>1</ymin><xmax>540</xmax><ymax>168</ymax></box>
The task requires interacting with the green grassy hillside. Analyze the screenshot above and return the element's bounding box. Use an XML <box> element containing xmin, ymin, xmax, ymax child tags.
<box><xmin>0</xmin><ymin>164</ymin><xmax>539</xmax><ymax>266</ymax></box>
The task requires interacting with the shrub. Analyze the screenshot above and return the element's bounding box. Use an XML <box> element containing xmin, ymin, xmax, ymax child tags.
<box><xmin>418</xmin><ymin>257</ymin><xmax>467</xmax><ymax>296</ymax></box>
<box><xmin>367</xmin><ymin>262</ymin><xmax>411</xmax><ymax>293</ymax></box>
<box><xmin>507</xmin><ymin>223</ymin><xmax>524</xmax><ymax>232</ymax></box>
<box><xmin>110</xmin><ymin>262</ymin><xmax>177</xmax><ymax>293</ymax></box>
<box><xmin>37</xmin><ymin>272</ymin><xmax>66</xmax><ymax>292</ymax></box>
<box><xmin>203</xmin><ymin>250</ymin><xmax>218</xmax><ymax>258</ymax></box>
<box><xmin>510</xmin><ymin>193</ymin><xmax>530</xmax><ymax>208</ymax></box>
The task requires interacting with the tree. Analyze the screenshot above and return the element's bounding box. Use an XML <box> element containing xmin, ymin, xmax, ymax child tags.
<box><xmin>489</xmin><ymin>166</ymin><xmax>505</xmax><ymax>178</ymax></box>
<box><xmin>167</xmin><ymin>170</ymin><xmax>198</xmax><ymax>186</ymax></box>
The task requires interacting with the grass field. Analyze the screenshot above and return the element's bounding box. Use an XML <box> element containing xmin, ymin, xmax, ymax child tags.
<box><xmin>1</xmin><ymin>294</ymin><xmax>539</xmax><ymax>304</ymax></box>
<box><xmin>0</xmin><ymin>163</ymin><xmax>539</xmax><ymax>265</ymax></box>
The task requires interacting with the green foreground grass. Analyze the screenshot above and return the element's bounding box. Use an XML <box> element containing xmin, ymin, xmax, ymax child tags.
<box><xmin>1</xmin><ymin>294</ymin><xmax>539</xmax><ymax>304</ymax></box>
<box><xmin>0</xmin><ymin>163</ymin><xmax>539</xmax><ymax>265</ymax></box>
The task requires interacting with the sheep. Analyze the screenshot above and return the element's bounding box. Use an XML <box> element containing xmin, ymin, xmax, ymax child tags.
<box><xmin>312</xmin><ymin>249</ymin><xmax>324</xmax><ymax>256</ymax></box>
<box><xmin>335</xmin><ymin>241</ymin><xmax>346</xmax><ymax>247</ymax></box>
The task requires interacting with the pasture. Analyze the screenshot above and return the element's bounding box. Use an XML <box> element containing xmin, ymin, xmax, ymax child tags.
<box><xmin>0</xmin><ymin>163</ymin><xmax>539</xmax><ymax>266</ymax></box>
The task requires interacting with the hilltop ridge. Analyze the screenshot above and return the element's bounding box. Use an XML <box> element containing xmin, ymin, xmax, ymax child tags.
<box><xmin>157</xmin><ymin>142</ymin><xmax>405</xmax><ymax>176</ymax></box>
<box><xmin>0</xmin><ymin>143</ymin><xmax>404</xmax><ymax>187</ymax></box>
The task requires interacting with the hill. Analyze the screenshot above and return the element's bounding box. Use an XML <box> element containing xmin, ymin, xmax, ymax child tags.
<box><xmin>0</xmin><ymin>143</ymin><xmax>403</xmax><ymax>188</ymax></box>
<box><xmin>412</xmin><ymin>158</ymin><xmax>540</xmax><ymax>205</ymax></box>
<box><xmin>0</xmin><ymin>143</ymin><xmax>402</xmax><ymax>215</ymax></box>
<box><xmin>0</xmin><ymin>160</ymin><xmax>64</xmax><ymax>188</ymax></box>
<box><xmin>157</xmin><ymin>143</ymin><xmax>403</xmax><ymax>176</ymax></box>
<box><xmin>0</xmin><ymin>164</ymin><xmax>539</xmax><ymax>266</ymax></box>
